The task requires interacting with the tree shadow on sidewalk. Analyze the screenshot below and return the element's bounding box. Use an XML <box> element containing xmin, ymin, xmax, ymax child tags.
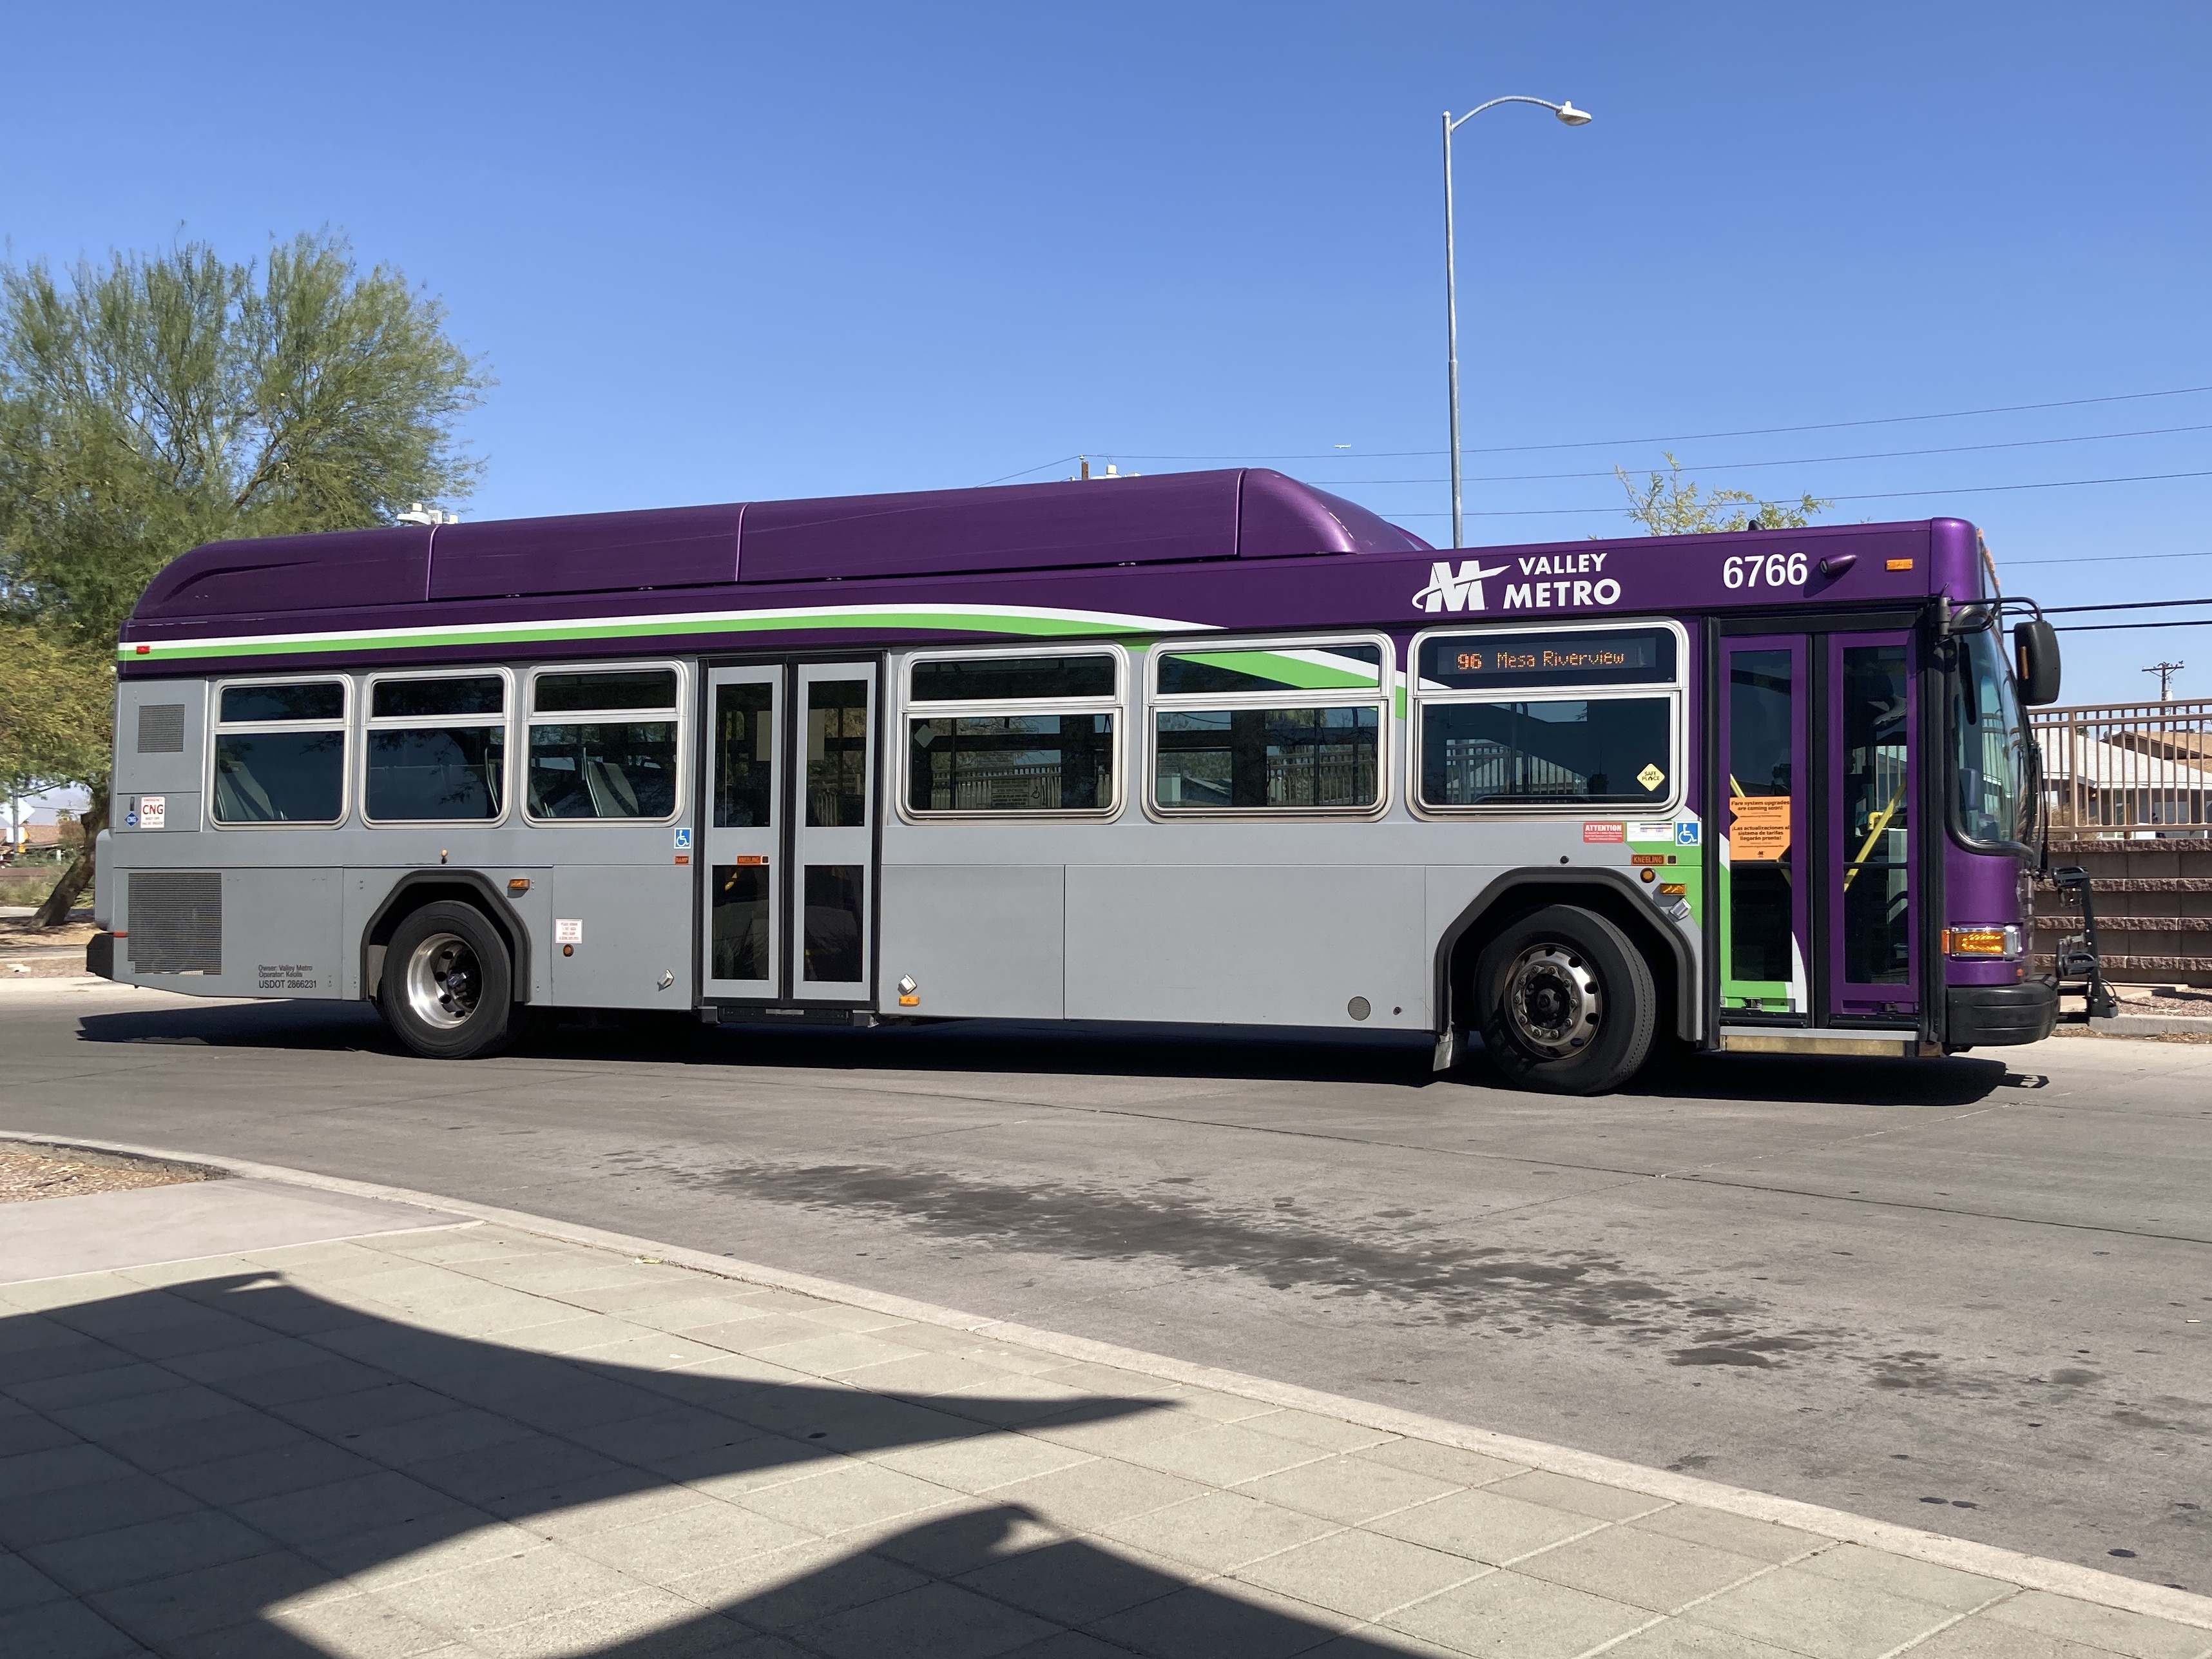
<box><xmin>0</xmin><ymin>1272</ymin><xmax>1425</xmax><ymax>1655</ymax></box>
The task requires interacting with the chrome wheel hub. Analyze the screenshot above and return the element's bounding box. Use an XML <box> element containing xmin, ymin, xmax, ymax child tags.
<box><xmin>1505</xmin><ymin>942</ymin><xmax>1601</xmax><ymax>1057</ymax></box>
<box><xmin>403</xmin><ymin>932</ymin><xmax>482</xmax><ymax>1029</ymax></box>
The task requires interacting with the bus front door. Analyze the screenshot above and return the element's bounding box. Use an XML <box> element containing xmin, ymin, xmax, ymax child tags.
<box><xmin>700</xmin><ymin>660</ymin><xmax>879</xmax><ymax>1011</ymax></box>
<box><xmin>1717</xmin><ymin>627</ymin><xmax>1919</xmax><ymax>1030</ymax></box>
<box><xmin>1829</xmin><ymin>633</ymin><xmax>1916</xmax><ymax>1022</ymax></box>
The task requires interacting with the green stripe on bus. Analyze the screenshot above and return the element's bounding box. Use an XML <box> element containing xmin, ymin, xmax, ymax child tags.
<box><xmin>1160</xmin><ymin>650</ymin><xmax>1381</xmax><ymax>691</ymax></box>
<box><xmin>119</xmin><ymin>608</ymin><xmax>1171</xmax><ymax>664</ymax></box>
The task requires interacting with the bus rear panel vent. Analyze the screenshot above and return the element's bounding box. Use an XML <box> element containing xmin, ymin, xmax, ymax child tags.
<box><xmin>128</xmin><ymin>872</ymin><xmax>222</xmax><ymax>975</ymax></box>
<box><xmin>137</xmin><ymin>704</ymin><xmax>186</xmax><ymax>753</ymax></box>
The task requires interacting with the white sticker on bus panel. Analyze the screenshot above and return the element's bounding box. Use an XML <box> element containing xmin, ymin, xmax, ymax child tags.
<box><xmin>555</xmin><ymin>918</ymin><xmax>583</xmax><ymax>944</ymax></box>
<box><xmin>139</xmin><ymin>795</ymin><xmax>166</xmax><ymax>830</ymax></box>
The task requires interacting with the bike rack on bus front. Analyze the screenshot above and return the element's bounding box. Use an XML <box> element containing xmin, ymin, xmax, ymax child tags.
<box><xmin>2049</xmin><ymin>866</ymin><xmax>2117</xmax><ymax>1022</ymax></box>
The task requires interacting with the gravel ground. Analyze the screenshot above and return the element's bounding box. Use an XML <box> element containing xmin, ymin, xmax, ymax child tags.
<box><xmin>2108</xmin><ymin>986</ymin><xmax>2212</xmax><ymax>1016</ymax></box>
<box><xmin>0</xmin><ymin>1141</ymin><xmax>220</xmax><ymax>1204</ymax></box>
<box><xmin>1</xmin><ymin>911</ymin><xmax>102</xmax><ymax>978</ymax></box>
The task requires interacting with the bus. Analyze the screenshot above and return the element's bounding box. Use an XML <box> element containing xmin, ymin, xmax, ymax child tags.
<box><xmin>87</xmin><ymin>467</ymin><xmax>2062</xmax><ymax>1094</ymax></box>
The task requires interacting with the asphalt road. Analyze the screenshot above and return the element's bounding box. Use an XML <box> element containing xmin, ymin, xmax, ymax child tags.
<box><xmin>4</xmin><ymin>978</ymin><xmax>2207</xmax><ymax>1592</ymax></box>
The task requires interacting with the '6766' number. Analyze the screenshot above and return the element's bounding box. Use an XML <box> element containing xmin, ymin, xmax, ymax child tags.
<box><xmin>1723</xmin><ymin>552</ymin><xmax>1809</xmax><ymax>589</ymax></box>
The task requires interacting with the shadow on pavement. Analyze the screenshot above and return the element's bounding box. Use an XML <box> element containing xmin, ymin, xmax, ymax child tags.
<box><xmin>591</xmin><ymin>1503</ymin><xmax>1434</xmax><ymax>1656</ymax></box>
<box><xmin>73</xmin><ymin>998</ymin><xmax>2020</xmax><ymax>1107</ymax></box>
<box><xmin>0</xmin><ymin>1273</ymin><xmax>1414</xmax><ymax>1655</ymax></box>
<box><xmin>1630</xmin><ymin>1047</ymin><xmax>2014</xmax><ymax>1109</ymax></box>
<box><xmin>75</xmin><ymin>1000</ymin><xmax>1449</xmax><ymax>1088</ymax></box>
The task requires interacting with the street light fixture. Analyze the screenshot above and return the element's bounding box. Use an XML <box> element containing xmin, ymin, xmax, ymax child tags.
<box><xmin>1442</xmin><ymin>95</ymin><xmax>1592</xmax><ymax>547</ymax></box>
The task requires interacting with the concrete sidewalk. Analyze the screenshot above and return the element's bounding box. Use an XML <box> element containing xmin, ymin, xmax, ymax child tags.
<box><xmin>2</xmin><ymin>1145</ymin><xmax>2207</xmax><ymax>1659</ymax></box>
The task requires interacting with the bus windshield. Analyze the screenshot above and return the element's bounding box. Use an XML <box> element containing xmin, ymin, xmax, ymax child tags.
<box><xmin>1954</xmin><ymin>625</ymin><xmax>2030</xmax><ymax>847</ymax></box>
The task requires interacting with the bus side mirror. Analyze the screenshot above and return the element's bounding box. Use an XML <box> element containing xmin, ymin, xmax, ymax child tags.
<box><xmin>2015</xmin><ymin>619</ymin><xmax>2062</xmax><ymax>706</ymax></box>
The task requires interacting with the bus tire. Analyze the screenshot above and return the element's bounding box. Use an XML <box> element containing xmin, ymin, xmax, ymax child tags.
<box><xmin>1476</xmin><ymin>904</ymin><xmax>1656</xmax><ymax>1096</ymax></box>
<box><xmin>381</xmin><ymin>901</ymin><xmax>516</xmax><ymax>1060</ymax></box>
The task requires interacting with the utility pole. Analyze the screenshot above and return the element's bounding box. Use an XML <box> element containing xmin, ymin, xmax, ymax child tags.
<box><xmin>2142</xmin><ymin>660</ymin><xmax>2185</xmax><ymax>701</ymax></box>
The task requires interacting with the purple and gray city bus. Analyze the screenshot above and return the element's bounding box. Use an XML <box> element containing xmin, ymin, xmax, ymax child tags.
<box><xmin>88</xmin><ymin>467</ymin><xmax>2060</xmax><ymax>1092</ymax></box>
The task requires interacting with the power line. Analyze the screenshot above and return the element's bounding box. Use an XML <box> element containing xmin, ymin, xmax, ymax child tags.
<box><xmin>1383</xmin><ymin>466</ymin><xmax>2212</xmax><ymax>519</ymax></box>
<box><xmin>2006</xmin><ymin>549</ymin><xmax>2211</xmax><ymax>567</ymax></box>
<box><xmin>2041</xmin><ymin>598</ymin><xmax>2212</xmax><ymax>614</ymax></box>
<box><xmin>977</xmin><ymin>454</ymin><xmax>1083</xmax><ymax>487</ymax></box>
<box><xmin>1263</xmin><ymin>422</ymin><xmax>2212</xmax><ymax>488</ymax></box>
<box><xmin>1700</xmin><ymin>467</ymin><xmax>2212</xmax><ymax>505</ymax></box>
<box><xmin>1093</xmin><ymin>382</ymin><xmax>2212</xmax><ymax>463</ymax></box>
<box><xmin>2056</xmin><ymin>619</ymin><xmax>2212</xmax><ymax>632</ymax></box>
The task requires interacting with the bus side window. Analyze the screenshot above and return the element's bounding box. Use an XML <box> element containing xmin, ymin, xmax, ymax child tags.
<box><xmin>1410</xmin><ymin>625</ymin><xmax>1684</xmax><ymax>814</ymax></box>
<box><xmin>903</xmin><ymin>650</ymin><xmax>1121</xmax><ymax>818</ymax></box>
<box><xmin>1149</xmin><ymin>639</ymin><xmax>1388</xmax><ymax>815</ymax></box>
<box><xmin>364</xmin><ymin>673</ymin><xmax>509</xmax><ymax>824</ymax></box>
<box><xmin>525</xmin><ymin>668</ymin><xmax>682</xmax><ymax>822</ymax></box>
<box><xmin>211</xmin><ymin>679</ymin><xmax>349</xmax><ymax>826</ymax></box>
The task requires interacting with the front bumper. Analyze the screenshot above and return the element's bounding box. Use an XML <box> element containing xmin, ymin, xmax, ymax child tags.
<box><xmin>1946</xmin><ymin>979</ymin><xmax>2056</xmax><ymax>1047</ymax></box>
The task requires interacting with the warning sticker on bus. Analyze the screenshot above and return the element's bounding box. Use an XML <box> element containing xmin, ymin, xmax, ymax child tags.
<box><xmin>1582</xmin><ymin>822</ymin><xmax>1626</xmax><ymax>843</ymax></box>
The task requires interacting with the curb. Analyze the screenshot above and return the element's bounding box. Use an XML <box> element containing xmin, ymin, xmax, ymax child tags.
<box><xmin>5</xmin><ymin>1129</ymin><xmax>2208</xmax><ymax>1635</ymax></box>
<box><xmin>2090</xmin><ymin>1013</ymin><xmax>2212</xmax><ymax>1036</ymax></box>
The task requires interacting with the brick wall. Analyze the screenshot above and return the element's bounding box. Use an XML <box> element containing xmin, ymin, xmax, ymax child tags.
<box><xmin>2033</xmin><ymin>837</ymin><xmax>2212</xmax><ymax>987</ymax></box>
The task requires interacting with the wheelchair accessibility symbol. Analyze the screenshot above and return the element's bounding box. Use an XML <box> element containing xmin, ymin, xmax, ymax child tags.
<box><xmin>673</xmin><ymin>828</ymin><xmax>694</xmax><ymax>851</ymax></box>
<box><xmin>1674</xmin><ymin>822</ymin><xmax>1700</xmax><ymax>847</ymax></box>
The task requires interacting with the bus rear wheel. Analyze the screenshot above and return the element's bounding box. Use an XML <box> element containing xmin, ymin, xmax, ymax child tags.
<box><xmin>1476</xmin><ymin>905</ymin><xmax>1655</xmax><ymax>1096</ymax></box>
<box><xmin>381</xmin><ymin>901</ymin><xmax>517</xmax><ymax>1060</ymax></box>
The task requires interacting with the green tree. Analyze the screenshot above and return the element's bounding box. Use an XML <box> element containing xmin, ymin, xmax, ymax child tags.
<box><xmin>0</xmin><ymin>232</ymin><xmax>487</xmax><ymax>926</ymax></box>
<box><xmin>1614</xmin><ymin>452</ymin><xmax>1831</xmax><ymax>536</ymax></box>
<box><xmin>0</xmin><ymin>621</ymin><xmax>111</xmax><ymax>835</ymax></box>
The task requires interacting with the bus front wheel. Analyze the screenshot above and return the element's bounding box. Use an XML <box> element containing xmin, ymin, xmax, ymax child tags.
<box><xmin>381</xmin><ymin>901</ymin><xmax>517</xmax><ymax>1060</ymax></box>
<box><xmin>1476</xmin><ymin>905</ymin><xmax>1656</xmax><ymax>1096</ymax></box>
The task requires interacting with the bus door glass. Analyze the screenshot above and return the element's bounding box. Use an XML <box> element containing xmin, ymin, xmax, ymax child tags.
<box><xmin>703</xmin><ymin>665</ymin><xmax>782</xmax><ymax>998</ymax></box>
<box><xmin>1720</xmin><ymin>637</ymin><xmax>1807</xmax><ymax>1018</ymax></box>
<box><xmin>791</xmin><ymin>663</ymin><xmax>876</xmax><ymax>1002</ymax></box>
<box><xmin>1831</xmin><ymin>632</ymin><xmax>1916</xmax><ymax>1018</ymax></box>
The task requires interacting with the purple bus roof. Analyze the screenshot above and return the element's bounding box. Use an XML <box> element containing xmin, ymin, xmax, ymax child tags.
<box><xmin>132</xmin><ymin>469</ymin><xmax>1428</xmax><ymax>621</ymax></box>
<box><xmin>117</xmin><ymin>468</ymin><xmax>1988</xmax><ymax>677</ymax></box>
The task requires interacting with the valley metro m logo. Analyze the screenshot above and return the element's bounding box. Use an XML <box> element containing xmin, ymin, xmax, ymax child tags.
<box><xmin>1411</xmin><ymin>558</ymin><xmax>1511</xmax><ymax>614</ymax></box>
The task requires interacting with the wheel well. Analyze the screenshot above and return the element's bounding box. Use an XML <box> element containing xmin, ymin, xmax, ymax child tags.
<box><xmin>361</xmin><ymin>876</ymin><xmax>530</xmax><ymax>1007</ymax></box>
<box><xmin>1436</xmin><ymin>874</ymin><xmax>1693</xmax><ymax>1043</ymax></box>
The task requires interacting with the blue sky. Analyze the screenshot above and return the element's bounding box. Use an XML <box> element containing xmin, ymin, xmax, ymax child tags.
<box><xmin>5</xmin><ymin>1</ymin><xmax>2208</xmax><ymax>704</ymax></box>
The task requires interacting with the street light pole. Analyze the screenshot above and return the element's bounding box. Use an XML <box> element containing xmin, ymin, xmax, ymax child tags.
<box><xmin>1443</xmin><ymin>95</ymin><xmax>1591</xmax><ymax>548</ymax></box>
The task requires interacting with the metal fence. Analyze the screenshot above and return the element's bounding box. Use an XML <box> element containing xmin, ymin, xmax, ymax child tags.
<box><xmin>2030</xmin><ymin>697</ymin><xmax>2212</xmax><ymax>835</ymax></box>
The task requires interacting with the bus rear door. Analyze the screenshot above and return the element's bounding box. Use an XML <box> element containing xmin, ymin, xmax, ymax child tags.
<box><xmin>700</xmin><ymin>659</ymin><xmax>880</xmax><ymax>1013</ymax></box>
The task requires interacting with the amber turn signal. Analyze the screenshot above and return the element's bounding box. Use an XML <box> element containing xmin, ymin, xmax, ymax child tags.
<box><xmin>1943</xmin><ymin>926</ymin><xmax>2015</xmax><ymax>957</ymax></box>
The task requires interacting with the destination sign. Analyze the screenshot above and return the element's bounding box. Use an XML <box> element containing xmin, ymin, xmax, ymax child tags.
<box><xmin>1418</xmin><ymin>626</ymin><xmax>1676</xmax><ymax>690</ymax></box>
